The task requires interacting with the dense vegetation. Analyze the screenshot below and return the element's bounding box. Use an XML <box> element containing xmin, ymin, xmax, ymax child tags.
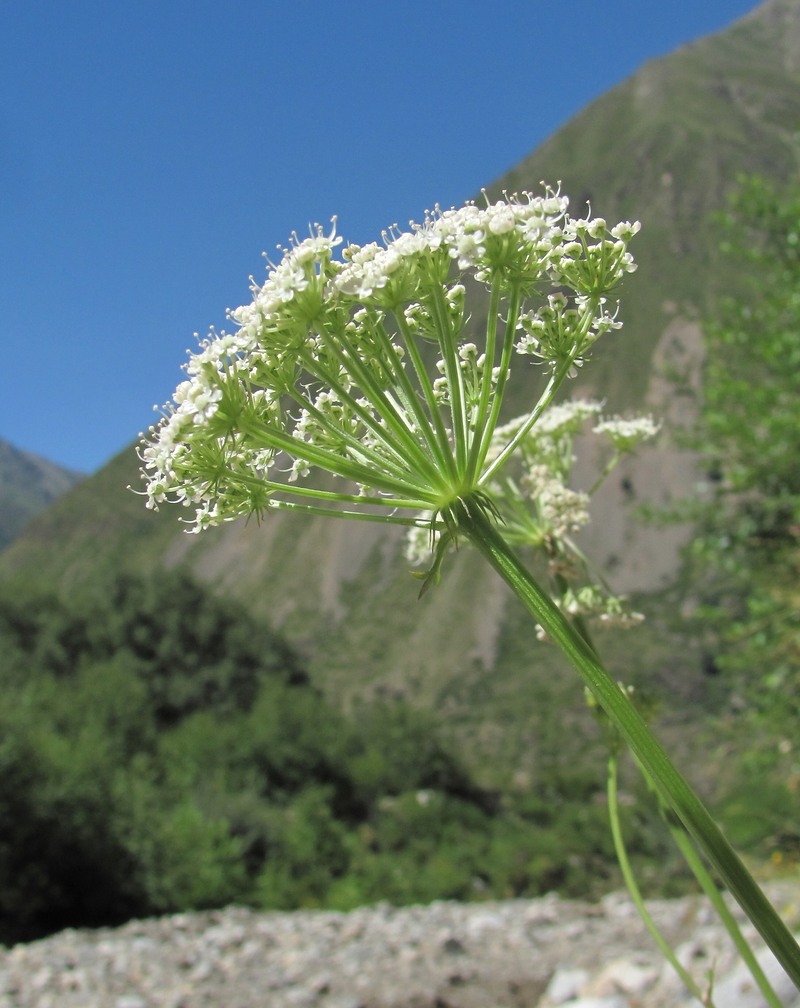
<box><xmin>683</xmin><ymin>168</ymin><xmax>800</xmax><ymax>858</ymax></box>
<box><xmin>1</xmin><ymin>570</ymin><xmax>673</xmax><ymax>945</ymax></box>
<box><xmin>695</xmin><ymin>172</ymin><xmax>800</xmax><ymax>693</ymax></box>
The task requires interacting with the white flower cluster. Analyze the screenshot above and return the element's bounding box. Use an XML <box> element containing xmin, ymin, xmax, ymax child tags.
<box><xmin>327</xmin><ymin>191</ymin><xmax>577</xmax><ymax>308</ymax></box>
<box><xmin>486</xmin><ymin>400</ymin><xmax>603</xmax><ymax>486</ymax></box>
<box><xmin>230</xmin><ymin>224</ymin><xmax>344</xmax><ymax>344</ymax></box>
<box><xmin>593</xmin><ymin>415</ymin><xmax>661</xmax><ymax>451</ymax></box>
<box><xmin>521</xmin><ymin>465</ymin><xmax>591</xmax><ymax>539</ymax></box>
<box><xmin>139</xmin><ymin>190</ymin><xmax>640</xmax><ymax>533</ymax></box>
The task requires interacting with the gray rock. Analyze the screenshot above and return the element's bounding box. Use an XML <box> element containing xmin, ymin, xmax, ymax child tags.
<box><xmin>542</xmin><ymin>966</ymin><xmax>590</xmax><ymax>1003</ymax></box>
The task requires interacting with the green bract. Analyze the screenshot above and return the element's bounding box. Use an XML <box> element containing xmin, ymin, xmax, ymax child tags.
<box><xmin>139</xmin><ymin>190</ymin><xmax>639</xmax><ymax>534</ymax></box>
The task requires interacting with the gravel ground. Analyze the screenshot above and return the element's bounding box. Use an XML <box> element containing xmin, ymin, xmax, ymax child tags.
<box><xmin>1</xmin><ymin>882</ymin><xmax>799</xmax><ymax>1008</ymax></box>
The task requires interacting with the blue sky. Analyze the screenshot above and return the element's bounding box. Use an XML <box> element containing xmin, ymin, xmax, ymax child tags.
<box><xmin>2</xmin><ymin>0</ymin><xmax>759</xmax><ymax>474</ymax></box>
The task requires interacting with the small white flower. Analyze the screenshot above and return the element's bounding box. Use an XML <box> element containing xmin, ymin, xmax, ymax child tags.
<box><xmin>610</xmin><ymin>221</ymin><xmax>641</xmax><ymax>241</ymax></box>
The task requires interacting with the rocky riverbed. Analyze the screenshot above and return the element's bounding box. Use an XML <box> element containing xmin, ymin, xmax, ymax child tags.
<box><xmin>1</xmin><ymin>881</ymin><xmax>799</xmax><ymax>1008</ymax></box>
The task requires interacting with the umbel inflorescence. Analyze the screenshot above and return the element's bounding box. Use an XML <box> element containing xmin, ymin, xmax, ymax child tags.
<box><xmin>139</xmin><ymin>189</ymin><xmax>640</xmax><ymax>540</ymax></box>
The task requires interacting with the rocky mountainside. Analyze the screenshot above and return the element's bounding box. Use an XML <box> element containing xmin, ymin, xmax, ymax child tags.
<box><xmin>2</xmin><ymin>0</ymin><xmax>798</xmax><ymax>782</ymax></box>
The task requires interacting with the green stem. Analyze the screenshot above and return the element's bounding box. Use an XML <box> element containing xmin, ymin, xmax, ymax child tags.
<box><xmin>578</xmin><ymin>591</ymin><xmax>779</xmax><ymax>1006</ymax></box>
<box><xmin>367</xmin><ymin>315</ymin><xmax>456</xmax><ymax>481</ymax></box>
<box><xmin>254</xmin><ymin>498</ymin><xmax>429</xmax><ymax>524</ymax></box>
<box><xmin>285</xmin><ymin>382</ymin><xmax>440</xmax><ymax>489</ymax></box>
<box><xmin>479</xmin><ymin>363</ymin><xmax>564</xmax><ymax>484</ymax></box>
<box><xmin>393</xmin><ymin>309</ymin><xmax>460</xmax><ymax>483</ymax></box>
<box><xmin>429</xmin><ymin>284</ymin><xmax>470</xmax><ymax>475</ymax></box>
<box><xmin>479</xmin><ymin>297</ymin><xmax>599</xmax><ymax>484</ymax></box>
<box><xmin>237</xmin><ymin>417</ymin><xmax>440</xmax><ymax>503</ymax></box>
<box><xmin>468</xmin><ymin>283</ymin><xmax>525</xmax><ymax>483</ymax></box>
<box><xmin>607</xmin><ymin>753</ymin><xmax>712</xmax><ymax>1006</ymax></box>
<box><xmin>231</xmin><ymin>470</ymin><xmax>435</xmax><ymax>514</ymax></box>
<box><xmin>455</xmin><ymin>496</ymin><xmax>800</xmax><ymax>991</ymax></box>
<box><xmin>465</xmin><ymin>283</ymin><xmax>502</xmax><ymax>481</ymax></box>
<box><xmin>307</xmin><ymin>333</ymin><xmax>445</xmax><ymax>490</ymax></box>
<box><xmin>665</xmin><ymin>812</ymin><xmax>784</xmax><ymax>1008</ymax></box>
<box><xmin>587</xmin><ymin>449</ymin><xmax>624</xmax><ymax>496</ymax></box>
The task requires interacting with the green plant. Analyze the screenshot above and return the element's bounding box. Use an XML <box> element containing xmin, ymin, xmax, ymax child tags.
<box><xmin>139</xmin><ymin>189</ymin><xmax>800</xmax><ymax>993</ymax></box>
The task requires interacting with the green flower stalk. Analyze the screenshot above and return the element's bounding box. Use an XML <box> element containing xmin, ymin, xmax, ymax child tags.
<box><xmin>139</xmin><ymin>190</ymin><xmax>800</xmax><ymax>989</ymax></box>
<box><xmin>592</xmin><ymin>686</ymin><xmax>783</xmax><ymax>1006</ymax></box>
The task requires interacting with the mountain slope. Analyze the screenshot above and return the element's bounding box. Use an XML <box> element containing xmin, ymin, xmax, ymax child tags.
<box><xmin>494</xmin><ymin>0</ymin><xmax>800</xmax><ymax>412</ymax></box>
<box><xmin>1</xmin><ymin>0</ymin><xmax>795</xmax><ymax>782</ymax></box>
<box><xmin>0</xmin><ymin>439</ymin><xmax>84</xmax><ymax>551</ymax></box>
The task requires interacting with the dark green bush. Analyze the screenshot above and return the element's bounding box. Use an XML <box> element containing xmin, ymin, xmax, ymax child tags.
<box><xmin>0</xmin><ymin>569</ymin><xmax>681</xmax><ymax>944</ymax></box>
<box><xmin>0</xmin><ymin>572</ymin><xmax>509</xmax><ymax>940</ymax></box>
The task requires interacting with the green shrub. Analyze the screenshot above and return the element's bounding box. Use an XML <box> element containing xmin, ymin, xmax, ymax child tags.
<box><xmin>0</xmin><ymin>568</ymin><xmax>679</xmax><ymax>942</ymax></box>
